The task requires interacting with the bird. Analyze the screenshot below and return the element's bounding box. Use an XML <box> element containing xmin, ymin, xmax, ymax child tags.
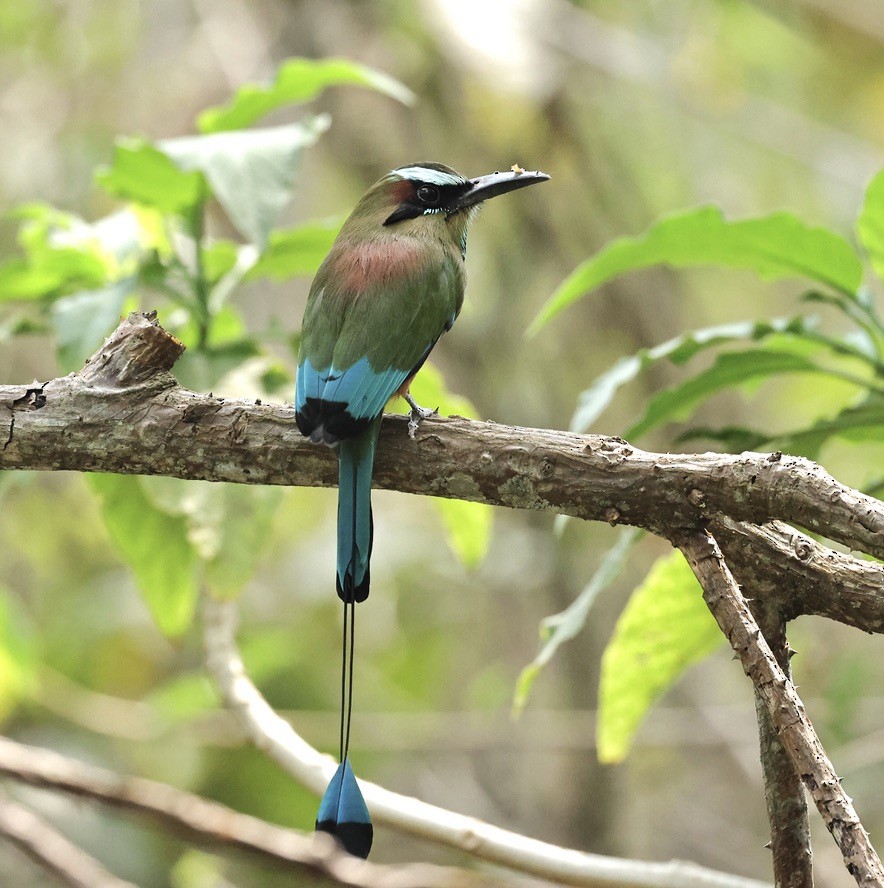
<box><xmin>295</xmin><ymin>161</ymin><xmax>549</xmax><ymax>857</ymax></box>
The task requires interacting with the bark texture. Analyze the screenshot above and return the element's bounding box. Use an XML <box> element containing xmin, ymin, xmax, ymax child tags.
<box><xmin>2</xmin><ymin>312</ymin><xmax>883</xmax><ymax>887</ymax></box>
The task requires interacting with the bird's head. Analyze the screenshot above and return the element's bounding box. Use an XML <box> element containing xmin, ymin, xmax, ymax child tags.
<box><xmin>343</xmin><ymin>161</ymin><xmax>549</xmax><ymax>251</ymax></box>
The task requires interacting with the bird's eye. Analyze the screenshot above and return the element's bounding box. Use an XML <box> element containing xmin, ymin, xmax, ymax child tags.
<box><xmin>416</xmin><ymin>185</ymin><xmax>441</xmax><ymax>205</ymax></box>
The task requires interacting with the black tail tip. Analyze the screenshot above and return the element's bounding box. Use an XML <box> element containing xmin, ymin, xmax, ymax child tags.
<box><xmin>315</xmin><ymin>819</ymin><xmax>373</xmax><ymax>858</ymax></box>
<box><xmin>336</xmin><ymin>572</ymin><xmax>370</xmax><ymax>604</ymax></box>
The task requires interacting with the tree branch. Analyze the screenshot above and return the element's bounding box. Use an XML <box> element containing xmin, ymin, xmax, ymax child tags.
<box><xmin>1</xmin><ymin>313</ymin><xmax>882</xmax><ymax>635</ymax></box>
<box><xmin>748</xmin><ymin>603</ymin><xmax>813</xmax><ymax>888</ymax></box>
<box><xmin>3</xmin><ymin>313</ymin><xmax>881</xmax><ymax>887</ymax></box>
<box><xmin>201</xmin><ymin>592</ymin><xmax>770</xmax><ymax>888</ymax></box>
<box><xmin>0</xmin><ymin>794</ymin><xmax>136</xmax><ymax>888</ymax></box>
<box><xmin>676</xmin><ymin>529</ymin><xmax>883</xmax><ymax>887</ymax></box>
<box><xmin>0</xmin><ymin>736</ymin><xmax>501</xmax><ymax>888</ymax></box>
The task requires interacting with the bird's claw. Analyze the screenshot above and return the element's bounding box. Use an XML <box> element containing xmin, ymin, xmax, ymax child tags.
<box><xmin>404</xmin><ymin>392</ymin><xmax>438</xmax><ymax>438</ymax></box>
<box><xmin>406</xmin><ymin>402</ymin><xmax>438</xmax><ymax>439</ymax></box>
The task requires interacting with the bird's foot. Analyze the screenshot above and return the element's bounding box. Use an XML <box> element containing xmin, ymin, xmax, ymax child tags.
<box><xmin>404</xmin><ymin>393</ymin><xmax>437</xmax><ymax>439</ymax></box>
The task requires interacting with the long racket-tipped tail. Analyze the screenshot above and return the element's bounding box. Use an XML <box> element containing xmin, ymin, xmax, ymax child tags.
<box><xmin>335</xmin><ymin>417</ymin><xmax>381</xmax><ymax>603</ymax></box>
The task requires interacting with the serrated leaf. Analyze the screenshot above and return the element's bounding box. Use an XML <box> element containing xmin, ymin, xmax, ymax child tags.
<box><xmin>96</xmin><ymin>139</ymin><xmax>206</xmax><ymax>214</ymax></box>
<box><xmin>50</xmin><ymin>279</ymin><xmax>135</xmax><ymax>372</ymax></box>
<box><xmin>89</xmin><ymin>474</ymin><xmax>200</xmax><ymax>637</ymax></box>
<box><xmin>571</xmin><ymin>317</ymin><xmax>811</xmax><ymax>433</ymax></box>
<box><xmin>160</xmin><ymin>119</ymin><xmax>329</xmax><ymax>247</ymax></box>
<box><xmin>528</xmin><ymin>206</ymin><xmax>863</xmax><ymax>335</ymax></box>
<box><xmin>246</xmin><ymin>218</ymin><xmax>343</xmax><ymax>281</ymax></box>
<box><xmin>625</xmin><ymin>346</ymin><xmax>830</xmax><ymax>440</ymax></box>
<box><xmin>597</xmin><ymin>550</ymin><xmax>722</xmax><ymax>763</ymax></box>
<box><xmin>408</xmin><ymin>364</ymin><xmax>493</xmax><ymax>568</ymax></box>
<box><xmin>514</xmin><ymin>528</ymin><xmax>642</xmax><ymax>714</ymax></box>
<box><xmin>857</xmin><ymin>170</ymin><xmax>884</xmax><ymax>282</ymax></box>
<box><xmin>198</xmin><ymin>57</ymin><xmax>413</xmax><ymax>133</ymax></box>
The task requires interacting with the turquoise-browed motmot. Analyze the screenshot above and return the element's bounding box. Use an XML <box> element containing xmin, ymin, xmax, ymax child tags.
<box><xmin>296</xmin><ymin>161</ymin><xmax>549</xmax><ymax>857</ymax></box>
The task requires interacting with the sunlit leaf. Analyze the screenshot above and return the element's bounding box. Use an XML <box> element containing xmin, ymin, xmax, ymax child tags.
<box><xmin>0</xmin><ymin>260</ymin><xmax>64</xmax><ymax>301</ymax></box>
<box><xmin>246</xmin><ymin>218</ymin><xmax>343</xmax><ymax>281</ymax></box>
<box><xmin>528</xmin><ymin>206</ymin><xmax>863</xmax><ymax>335</ymax></box>
<box><xmin>570</xmin><ymin>316</ymin><xmax>812</xmax><ymax>433</ymax></box>
<box><xmin>198</xmin><ymin>57</ymin><xmax>414</xmax><ymax>133</ymax></box>
<box><xmin>96</xmin><ymin>139</ymin><xmax>206</xmax><ymax>214</ymax></box>
<box><xmin>857</xmin><ymin>170</ymin><xmax>884</xmax><ymax>283</ymax></box>
<box><xmin>514</xmin><ymin>528</ymin><xmax>642</xmax><ymax>714</ymax></box>
<box><xmin>89</xmin><ymin>474</ymin><xmax>200</xmax><ymax>637</ymax></box>
<box><xmin>160</xmin><ymin>119</ymin><xmax>330</xmax><ymax>247</ymax></box>
<box><xmin>408</xmin><ymin>364</ymin><xmax>493</xmax><ymax>569</ymax></box>
<box><xmin>0</xmin><ymin>207</ymin><xmax>116</xmax><ymax>302</ymax></box>
<box><xmin>597</xmin><ymin>550</ymin><xmax>722</xmax><ymax>763</ymax></box>
<box><xmin>625</xmin><ymin>346</ymin><xmax>831</xmax><ymax>440</ymax></box>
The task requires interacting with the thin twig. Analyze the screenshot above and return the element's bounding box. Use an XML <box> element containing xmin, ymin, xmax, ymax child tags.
<box><xmin>676</xmin><ymin>529</ymin><xmax>884</xmax><ymax>888</ymax></box>
<box><xmin>0</xmin><ymin>795</ymin><xmax>136</xmax><ymax>888</ymax></box>
<box><xmin>0</xmin><ymin>735</ymin><xmax>502</xmax><ymax>888</ymax></box>
<box><xmin>201</xmin><ymin>592</ymin><xmax>770</xmax><ymax>888</ymax></box>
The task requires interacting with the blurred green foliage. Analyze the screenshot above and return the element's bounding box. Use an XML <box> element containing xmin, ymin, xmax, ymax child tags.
<box><xmin>1</xmin><ymin>3</ymin><xmax>883</xmax><ymax>885</ymax></box>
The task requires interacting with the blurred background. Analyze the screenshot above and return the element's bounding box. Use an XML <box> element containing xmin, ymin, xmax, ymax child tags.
<box><xmin>1</xmin><ymin>1</ymin><xmax>883</xmax><ymax>885</ymax></box>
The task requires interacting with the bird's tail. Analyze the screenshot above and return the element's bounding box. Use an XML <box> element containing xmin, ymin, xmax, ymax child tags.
<box><xmin>336</xmin><ymin>416</ymin><xmax>381</xmax><ymax>603</ymax></box>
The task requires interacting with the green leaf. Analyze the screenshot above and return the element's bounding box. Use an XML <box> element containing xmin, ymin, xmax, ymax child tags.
<box><xmin>198</xmin><ymin>57</ymin><xmax>414</xmax><ymax>133</ymax></box>
<box><xmin>433</xmin><ymin>495</ymin><xmax>492</xmax><ymax>570</ymax></box>
<box><xmin>246</xmin><ymin>218</ymin><xmax>344</xmax><ymax>281</ymax></box>
<box><xmin>0</xmin><ymin>259</ymin><xmax>64</xmax><ymax>301</ymax></box>
<box><xmin>160</xmin><ymin>119</ymin><xmax>330</xmax><ymax>248</ymax></box>
<box><xmin>203</xmin><ymin>485</ymin><xmax>283</xmax><ymax>599</ymax></box>
<box><xmin>597</xmin><ymin>550</ymin><xmax>722</xmax><ymax>763</ymax></box>
<box><xmin>148</xmin><ymin>673</ymin><xmax>217</xmax><ymax>724</ymax></box>
<box><xmin>681</xmin><ymin>396</ymin><xmax>884</xmax><ymax>459</ymax></box>
<box><xmin>408</xmin><ymin>364</ymin><xmax>493</xmax><ymax>569</ymax></box>
<box><xmin>857</xmin><ymin>170</ymin><xmax>884</xmax><ymax>283</ymax></box>
<box><xmin>202</xmin><ymin>240</ymin><xmax>240</xmax><ymax>285</ymax></box>
<box><xmin>137</xmin><ymin>476</ymin><xmax>282</xmax><ymax>601</ymax></box>
<box><xmin>778</xmin><ymin>396</ymin><xmax>884</xmax><ymax>457</ymax></box>
<box><xmin>625</xmin><ymin>346</ymin><xmax>830</xmax><ymax>440</ymax></box>
<box><xmin>528</xmin><ymin>206</ymin><xmax>863</xmax><ymax>335</ymax></box>
<box><xmin>96</xmin><ymin>139</ymin><xmax>206</xmax><ymax>214</ymax></box>
<box><xmin>0</xmin><ymin>206</ymin><xmax>116</xmax><ymax>302</ymax></box>
<box><xmin>676</xmin><ymin>425</ymin><xmax>771</xmax><ymax>453</ymax></box>
<box><xmin>50</xmin><ymin>279</ymin><xmax>135</xmax><ymax>372</ymax></box>
<box><xmin>89</xmin><ymin>474</ymin><xmax>200</xmax><ymax>637</ymax></box>
<box><xmin>514</xmin><ymin>528</ymin><xmax>642</xmax><ymax>715</ymax></box>
<box><xmin>571</xmin><ymin>317</ymin><xmax>811</xmax><ymax>433</ymax></box>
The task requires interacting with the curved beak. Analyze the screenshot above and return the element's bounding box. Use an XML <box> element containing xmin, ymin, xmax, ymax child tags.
<box><xmin>452</xmin><ymin>168</ymin><xmax>550</xmax><ymax>211</ymax></box>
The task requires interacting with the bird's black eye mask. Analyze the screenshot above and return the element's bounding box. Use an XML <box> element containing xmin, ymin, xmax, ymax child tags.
<box><xmin>383</xmin><ymin>180</ymin><xmax>472</xmax><ymax>226</ymax></box>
